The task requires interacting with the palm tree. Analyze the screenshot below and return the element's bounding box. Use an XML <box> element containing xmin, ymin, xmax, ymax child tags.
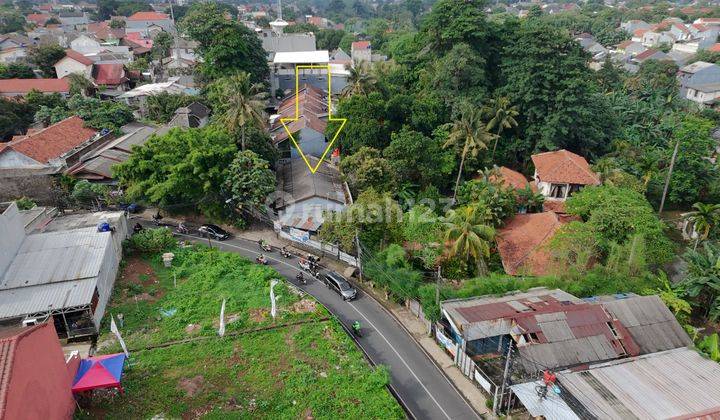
<box><xmin>443</xmin><ymin>205</ymin><xmax>495</xmax><ymax>276</ymax></box>
<box><xmin>484</xmin><ymin>96</ymin><xmax>518</xmax><ymax>161</ymax></box>
<box><xmin>341</xmin><ymin>63</ymin><xmax>377</xmax><ymax>98</ymax></box>
<box><xmin>444</xmin><ymin>104</ymin><xmax>496</xmax><ymax>203</ymax></box>
<box><xmin>209</xmin><ymin>72</ymin><xmax>268</xmax><ymax>150</ymax></box>
<box><xmin>681</xmin><ymin>242</ymin><xmax>720</xmax><ymax>321</ymax></box>
<box><xmin>685</xmin><ymin>202</ymin><xmax>720</xmax><ymax>249</ymax></box>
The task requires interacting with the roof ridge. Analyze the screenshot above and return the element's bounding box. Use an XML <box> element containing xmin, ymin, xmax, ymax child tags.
<box><xmin>6</xmin><ymin>116</ymin><xmax>81</xmax><ymax>147</ymax></box>
<box><xmin>563</xmin><ymin>150</ymin><xmax>599</xmax><ymax>183</ymax></box>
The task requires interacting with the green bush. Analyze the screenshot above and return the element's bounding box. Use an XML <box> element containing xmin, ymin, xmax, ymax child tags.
<box><xmin>14</xmin><ymin>197</ymin><xmax>36</xmax><ymax>210</ymax></box>
<box><xmin>125</xmin><ymin>228</ymin><xmax>177</xmax><ymax>253</ymax></box>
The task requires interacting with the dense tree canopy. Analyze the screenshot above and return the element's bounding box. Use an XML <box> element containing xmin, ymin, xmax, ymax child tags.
<box><xmin>181</xmin><ymin>3</ymin><xmax>268</xmax><ymax>84</ymax></box>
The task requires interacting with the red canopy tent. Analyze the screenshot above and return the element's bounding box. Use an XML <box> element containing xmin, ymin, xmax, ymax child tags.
<box><xmin>71</xmin><ymin>353</ymin><xmax>127</xmax><ymax>393</ymax></box>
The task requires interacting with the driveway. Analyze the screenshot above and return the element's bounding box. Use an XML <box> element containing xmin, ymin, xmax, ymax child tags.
<box><xmin>167</xmin><ymin>228</ymin><xmax>481</xmax><ymax>420</ymax></box>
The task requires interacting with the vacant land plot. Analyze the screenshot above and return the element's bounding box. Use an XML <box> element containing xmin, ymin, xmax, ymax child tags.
<box><xmin>79</xmin><ymin>244</ymin><xmax>403</xmax><ymax>419</ymax></box>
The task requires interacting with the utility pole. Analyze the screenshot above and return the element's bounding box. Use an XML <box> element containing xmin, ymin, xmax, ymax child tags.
<box><xmin>435</xmin><ymin>265</ymin><xmax>442</xmax><ymax>306</ymax></box>
<box><xmin>497</xmin><ymin>339</ymin><xmax>513</xmax><ymax>415</ymax></box>
<box><xmin>355</xmin><ymin>230</ymin><xmax>363</xmax><ymax>282</ymax></box>
<box><xmin>658</xmin><ymin>138</ymin><xmax>680</xmax><ymax>215</ymax></box>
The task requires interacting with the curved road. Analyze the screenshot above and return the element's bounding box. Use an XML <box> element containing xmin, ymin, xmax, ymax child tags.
<box><xmin>172</xmin><ymin>230</ymin><xmax>480</xmax><ymax>420</ymax></box>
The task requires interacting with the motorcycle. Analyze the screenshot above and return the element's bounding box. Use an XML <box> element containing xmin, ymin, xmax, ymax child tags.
<box><xmin>298</xmin><ymin>259</ymin><xmax>311</xmax><ymax>272</ymax></box>
<box><xmin>296</xmin><ymin>272</ymin><xmax>306</xmax><ymax>285</ymax></box>
<box><xmin>351</xmin><ymin>321</ymin><xmax>362</xmax><ymax>337</ymax></box>
<box><xmin>280</xmin><ymin>247</ymin><xmax>292</xmax><ymax>258</ymax></box>
<box><xmin>258</xmin><ymin>239</ymin><xmax>273</xmax><ymax>252</ymax></box>
<box><xmin>255</xmin><ymin>255</ymin><xmax>268</xmax><ymax>265</ymax></box>
<box><xmin>152</xmin><ymin>211</ymin><xmax>164</xmax><ymax>226</ymax></box>
<box><xmin>176</xmin><ymin>223</ymin><xmax>188</xmax><ymax>234</ymax></box>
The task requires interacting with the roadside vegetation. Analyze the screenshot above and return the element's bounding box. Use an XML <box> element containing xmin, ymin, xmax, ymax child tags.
<box><xmin>79</xmin><ymin>230</ymin><xmax>403</xmax><ymax>419</ymax></box>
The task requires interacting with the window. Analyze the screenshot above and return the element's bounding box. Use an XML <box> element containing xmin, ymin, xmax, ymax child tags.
<box><xmin>549</xmin><ymin>184</ymin><xmax>567</xmax><ymax>199</ymax></box>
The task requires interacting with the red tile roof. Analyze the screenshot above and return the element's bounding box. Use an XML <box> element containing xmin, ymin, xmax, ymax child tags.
<box><xmin>125</xmin><ymin>32</ymin><xmax>153</xmax><ymax>48</ymax></box>
<box><xmin>61</xmin><ymin>49</ymin><xmax>93</xmax><ymax>66</ymax></box>
<box><xmin>531</xmin><ymin>149</ymin><xmax>600</xmax><ymax>185</ymax></box>
<box><xmin>127</xmin><ymin>11</ymin><xmax>169</xmax><ymax>21</ymax></box>
<box><xmin>633</xmin><ymin>28</ymin><xmax>649</xmax><ymax>37</ymax></box>
<box><xmin>489</xmin><ymin>166</ymin><xmax>537</xmax><ymax>192</ymax></box>
<box><xmin>352</xmin><ymin>40</ymin><xmax>371</xmax><ymax>50</ymax></box>
<box><xmin>710</xmin><ymin>43</ymin><xmax>720</xmax><ymax>53</ymax></box>
<box><xmin>496</xmin><ymin>211</ymin><xmax>567</xmax><ymax>276</ymax></box>
<box><xmin>92</xmin><ymin>63</ymin><xmax>127</xmax><ymax>86</ymax></box>
<box><xmin>271</xmin><ymin>84</ymin><xmax>328</xmax><ymax>143</ymax></box>
<box><xmin>634</xmin><ymin>48</ymin><xmax>661</xmax><ymax>61</ymax></box>
<box><xmin>542</xmin><ymin>199</ymin><xmax>566</xmax><ymax>214</ymax></box>
<box><xmin>0</xmin><ymin>116</ymin><xmax>97</xmax><ymax>163</ymax></box>
<box><xmin>0</xmin><ymin>78</ymin><xmax>70</xmax><ymax>95</ymax></box>
<box><xmin>26</xmin><ymin>13</ymin><xmax>51</xmax><ymax>25</ymax></box>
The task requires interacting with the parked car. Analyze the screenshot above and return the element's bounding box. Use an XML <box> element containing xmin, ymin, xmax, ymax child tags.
<box><xmin>198</xmin><ymin>224</ymin><xmax>230</xmax><ymax>240</ymax></box>
<box><xmin>323</xmin><ymin>272</ymin><xmax>357</xmax><ymax>301</ymax></box>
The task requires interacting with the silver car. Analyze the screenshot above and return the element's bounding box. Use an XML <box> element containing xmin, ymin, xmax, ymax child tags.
<box><xmin>324</xmin><ymin>272</ymin><xmax>357</xmax><ymax>301</ymax></box>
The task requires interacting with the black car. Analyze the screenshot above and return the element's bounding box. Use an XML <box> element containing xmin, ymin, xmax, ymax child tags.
<box><xmin>323</xmin><ymin>272</ymin><xmax>357</xmax><ymax>301</ymax></box>
<box><xmin>198</xmin><ymin>224</ymin><xmax>231</xmax><ymax>240</ymax></box>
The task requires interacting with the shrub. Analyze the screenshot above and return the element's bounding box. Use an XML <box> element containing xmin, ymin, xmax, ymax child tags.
<box><xmin>15</xmin><ymin>197</ymin><xmax>36</xmax><ymax>210</ymax></box>
<box><xmin>125</xmin><ymin>228</ymin><xmax>177</xmax><ymax>253</ymax></box>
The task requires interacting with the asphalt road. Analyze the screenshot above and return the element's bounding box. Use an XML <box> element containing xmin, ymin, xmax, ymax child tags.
<box><xmin>165</xmin><ymin>228</ymin><xmax>481</xmax><ymax>420</ymax></box>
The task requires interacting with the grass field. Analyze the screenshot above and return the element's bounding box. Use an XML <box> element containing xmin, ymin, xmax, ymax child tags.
<box><xmin>78</xmin><ymin>244</ymin><xmax>403</xmax><ymax>419</ymax></box>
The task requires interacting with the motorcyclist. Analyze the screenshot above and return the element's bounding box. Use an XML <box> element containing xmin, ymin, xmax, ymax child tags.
<box><xmin>257</xmin><ymin>253</ymin><xmax>267</xmax><ymax>264</ymax></box>
<box><xmin>352</xmin><ymin>321</ymin><xmax>361</xmax><ymax>336</ymax></box>
<box><xmin>133</xmin><ymin>222</ymin><xmax>143</xmax><ymax>233</ymax></box>
<box><xmin>177</xmin><ymin>222</ymin><xmax>187</xmax><ymax>234</ymax></box>
<box><xmin>296</xmin><ymin>271</ymin><xmax>305</xmax><ymax>284</ymax></box>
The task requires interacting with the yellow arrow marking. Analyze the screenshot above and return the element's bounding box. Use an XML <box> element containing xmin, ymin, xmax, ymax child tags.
<box><xmin>279</xmin><ymin>64</ymin><xmax>347</xmax><ymax>174</ymax></box>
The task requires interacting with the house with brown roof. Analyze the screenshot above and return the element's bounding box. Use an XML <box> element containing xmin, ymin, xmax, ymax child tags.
<box><xmin>531</xmin><ymin>149</ymin><xmax>600</xmax><ymax>213</ymax></box>
<box><xmin>92</xmin><ymin>62</ymin><xmax>128</xmax><ymax>90</ymax></box>
<box><xmin>351</xmin><ymin>40</ymin><xmax>371</xmax><ymax>66</ymax></box>
<box><xmin>488</xmin><ymin>166</ymin><xmax>536</xmax><ymax>192</ymax></box>
<box><xmin>270</xmin><ymin>84</ymin><xmax>329</xmax><ymax>159</ymax></box>
<box><xmin>496</xmin><ymin>211</ymin><xmax>567</xmax><ymax>276</ymax></box>
<box><xmin>0</xmin><ymin>322</ymin><xmax>78</xmax><ymax>420</ymax></box>
<box><xmin>54</xmin><ymin>49</ymin><xmax>93</xmax><ymax>79</ymax></box>
<box><xmin>0</xmin><ymin>78</ymin><xmax>70</xmax><ymax>97</ymax></box>
<box><xmin>126</xmin><ymin>11</ymin><xmax>174</xmax><ymax>33</ymax></box>
<box><xmin>0</xmin><ymin>116</ymin><xmax>100</xmax><ymax>169</ymax></box>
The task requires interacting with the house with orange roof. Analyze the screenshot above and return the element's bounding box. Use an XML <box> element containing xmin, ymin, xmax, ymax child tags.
<box><xmin>0</xmin><ymin>78</ymin><xmax>70</xmax><ymax>97</ymax></box>
<box><xmin>488</xmin><ymin>166</ymin><xmax>536</xmax><ymax>192</ymax></box>
<box><xmin>495</xmin><ymin>211</ymin><xmax>568</xmax><ymax>276</ymax></box>
<box><xmin>126</xmin><ymin>11</ymin><xmax>174</xmax><ymax>33</ymax></box>
<box><xmin>0</xmin><ymin>116</ymin><xmax>100</xmax><ymax>169</ymax></box>
<box><xmin>351</xmin><ymin>40</ymin><xmax>371</xmax><ymax>66</ymax></box>
<box><xmin>531</xmin><ymin>149</ymin><xmax>600</xmax><ymax>213</ymax></box>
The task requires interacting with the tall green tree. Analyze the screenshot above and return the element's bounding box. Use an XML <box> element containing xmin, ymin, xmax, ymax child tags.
<box><xmin>28</xmin><ymin>44</ymin><xmax>66</xmax><ymax>77</ymax></box>
<box><xmin>501</xmin><ymin>19</ymin><xmax>614</xmax><ymax>159</ymax></box>
<box><xmin>443</xmin><ymin>104</ymin><xmax>496</xmax><ymax>203</ymax></box>
<box><xmin>181</xmin><ymin>3</ymin><xmax>269</xmax><ymax>84</ymax></box>
<box><xmin>484</xmin><ymin>96</ymin><xmax>519</xmax><ymax>161</ymax></box>
<box><xmin>341</xmin><ymin>63</ymin><xmax>377</xmax><ymax>98</ymax></box>
<box><xmin>443</xmin><ymin>205</ymin><xmax>495</xmax><ymax>276</ymax></box>
<box><xmin>114</xmin><ymin>126</ymin><xmax>237</xmax><ymax>217</ymax></box>
<box><xmin>208</xmin><ymin>72</ymin><xmax>268</xmax><ymax>150</ymax></box>
<box><xmin>225</xmin><ymin>150</ymin><xmax>276</xmax><ymax>211</ymax></box>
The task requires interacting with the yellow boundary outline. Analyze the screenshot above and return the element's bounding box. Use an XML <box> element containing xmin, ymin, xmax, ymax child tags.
<box><xmin>279</xmin><ymin>64</ymin><xmax>347</xmax><ymax>174</ymax></box>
